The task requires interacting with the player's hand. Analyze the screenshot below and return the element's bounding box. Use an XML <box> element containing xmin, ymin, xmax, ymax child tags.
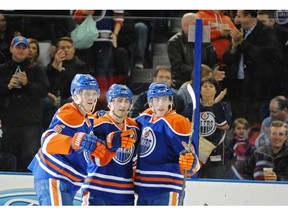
<box><xmin>71</xmin><ymin>132</ymin><xmax>104</xmax><ymax>154</ymax></box>
<box><xmin>91</xmin><ymin>142</ymin><xmax>108</xmax><ymax>159</ymax></box>
<box><xmin>179</xmin><ymin>150</ymin><xmax>194</xmax><ymax>170</ymax></box>
<box><xmin>106</xmin><ymin>129</ymin><xmax>136</xmax><ymax>151</ymax></box>
<box><xmin>179</xmin><ymin>148</ymin><xmax>200</xmax><ymax>176</ymax></box>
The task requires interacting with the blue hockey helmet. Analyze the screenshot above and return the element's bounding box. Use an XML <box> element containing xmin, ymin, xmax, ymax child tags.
<box><xmin>147</xmin><ymin>82</ymin><xmax>173</xmax><ymax>101</ymax></box>
<box><xmin>70</xmin><ymin>74</ymin><xmax>100</xmax><ymax>96</ymax></box>
<box><xmin>106</xmin><ymin>84</ymin><xmax>133</xmax><ymax>103</ymax></box>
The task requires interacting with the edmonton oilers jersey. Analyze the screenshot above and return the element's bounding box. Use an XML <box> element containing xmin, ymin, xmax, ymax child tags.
<box><xmin>81</xmin><ymin>113</ymin><xmax>140</xmax><ymax>203</ymax></box>
<box><xmin>134</xmin><ymin>109</ymin><xmax>193</xmax><ymax>198</ymax></box>
<box><xmin>200</xmin><ymin>102</ymin><xmax>228</xmax><ymax>145</ymax></box>
<box><xmin>28</xmin><ymin>102</ymin><xmax>94</xmax><ymax>188</ymax></box>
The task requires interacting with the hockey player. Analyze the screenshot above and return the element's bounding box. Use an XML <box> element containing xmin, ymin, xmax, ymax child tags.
<box><xmin>28</xmin><ymin>74</ymin><xmax>136</xmax><ymax>205</ymax></box>
<box><xmin>81</xmin><ymin>84</ymin><xmax>140</xmax><ymax>205</ymax></box>
<box><xmin>135</xmin><ymin>82</ymin><xmax>200</xmax><ymax>205</ymax></box>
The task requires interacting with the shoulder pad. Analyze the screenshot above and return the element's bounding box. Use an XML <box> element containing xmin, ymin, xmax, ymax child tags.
<box><xmin>57</xmin><ymin>103</ymin><xmax>85</xmax><ymax>127</ymax></box>
<box><xmin>165</xmin><ymin>112</ymin><xmax>191</xmax><ymax>134</ymax></box>
<box><xmin>94</xmin><ymin>114</ymin><xmax>111</xmax><ymax>126</ymax></box>
<box><xmin>125</xmin><ymin>117</ymin><xmax>140</xmax><ymax>128</ymax></box>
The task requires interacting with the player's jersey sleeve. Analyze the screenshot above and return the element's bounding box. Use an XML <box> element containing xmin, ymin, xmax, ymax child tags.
<box><xmin>164</xmin><ymin>111</ymin><xmax>195</xmax><ymax>154</ymax></box>
<box><xmin>41</xmin><ymin>103</ymin><xmax>93</xmax><ymax>155</ymax></box>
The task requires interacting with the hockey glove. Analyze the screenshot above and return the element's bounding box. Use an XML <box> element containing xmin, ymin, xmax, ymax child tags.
<box><xmin>71</xmin><ymin>132</ymin><xmax>104</xmax><ymax>154</ymax></box>
<box><xmin>179</xmin><ymin>151</ymin><xmax>194</xmax><ymax>170</ymax></box>
<box><xmin>106</xmin><ymin>129</ymin><xmax>136</xmax><ymax>152</ymax></box>
<box><xmin>179</xmin><ymin>150</ymin><xmax>200</xmax><ymax>175</ymax></box>
<box><xmin>91</xmin><ymin>142</ymin><xmax>108</xmax><ymax>159</ymax></box>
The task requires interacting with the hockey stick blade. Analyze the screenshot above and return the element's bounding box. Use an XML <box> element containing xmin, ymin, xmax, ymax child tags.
<box><xmin>186</xmin><ymin>83</ymin><xmax>196</xmax><ymax>152</ymax></box>
<box><xmin>187</xmin><ymin>83</ymin><xmax>196</xmax><ymax>112</ymax></box>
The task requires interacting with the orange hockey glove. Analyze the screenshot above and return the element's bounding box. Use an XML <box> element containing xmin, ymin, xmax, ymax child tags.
<box><xmin>106</xmin><ymin>129</ymin><xmax>136</xmax><ymax>151</ymax></box>
<box><xmin>179</xmin><ymin>152</ymin><xmax>194</xmax><ymax>170</ymax></box>
<box><xmin>179</xmin><ymin>149</ymin><xmax>200</xmax><ymax>176</ymax></box>
<box><xmin>91</xmin><ymin>142</ymin><xmax>108</xmax><ymax>159</ymax></box>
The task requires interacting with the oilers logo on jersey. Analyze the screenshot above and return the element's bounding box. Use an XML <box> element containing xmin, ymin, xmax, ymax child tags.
<box><xmin>113</xmin><ymin>145</ymin><xmax>135</xmax><ymax>165</ymax></box>
<box><xmin>140</xmin><ymin>127</ymin><xmax>156</xmax><ymax>158</ymax></box>
<box><xmin>200</xmin><ymin>111</ymin><xmax>217</xmax><ymax>136</ymax></box>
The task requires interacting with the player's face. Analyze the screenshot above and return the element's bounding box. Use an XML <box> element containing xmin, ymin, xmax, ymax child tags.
<box><xmin>78</xmin><ymin>89</ymin><xmax>98</xmax><ymax>113</ymax></box>
<box><xmin>234</xmin><ymin>123</ymin><xmax>247</xmax><ymax>138</ymax></box>
<box><xmin>150</xmin><ymin>96</ymin><xmax>170</xmax><ymax>117</ymax></box>
<box><xmin>110</xmin><ymin>97</ymin><xmax>131</xmax><ymax>119</ymax></box>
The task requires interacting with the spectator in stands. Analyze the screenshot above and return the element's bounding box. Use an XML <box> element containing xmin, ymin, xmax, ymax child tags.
<box><xmin>27</xmin><ymin>38</ymin><xmax>58</xmax><ymax>131</ymax></box>
<box><xmin>133</xmin><ymin>21</ymin><xmax>148</xmax><ymax>69</ymax></box>
<box><xmin>8</xmin><ymin>10</ymin><xmax>72</xmax><ymax>67</ymax></box>
<box><xmin>255</xmin><ymin>96</ymin><xmax>288</xmax><ymax>148</ymax></box>
<box><xmin>0</xmin><ymin>36</ymin><xmax>49</xmax><ymax>171</ymax></box>
<box><xmin>198</xmin><ymin>76</ymin><xmax>231</xmax><ymax>179</ymax></box>
<box><xmin>177</xmin><ymin>64</ymin><xmax>226</xmax><ymax>120</ymax></box>
<box><xmin>71</xmin><ymin>10</ymin><xmax>124</xmax><ymax>110</ymax></box>
<box><xmin>129</xmin><ymin>10</ymin><xmax>176</xmax><ymax>69</ymax></box>
<box><xmin>222</xmin><ymin>10</ymin><xmax>282</xmax><ymax>125</ymax></box>
<box><xmin>226</xmin><ymin>118</ymin><xmax>255</xmax><ymax>177</ymax></box>
<box><xmin>27</xmin><ymin>38</ymin><xmax>40</xmax><ymax>66</ymax></box>
<box><xmin>72</xmin><ymin>10</ymin><xmax>123</xmax><ymax>77</ymax></box>
<box><xmin>128</xmin><ymin>11</ymin><xmax>153</xmax><ymax>69</ymax></box>
<box><xmin>167</xmin><ymin>12</ymin><xmax>218</xmax><ymax>89</ymax></box>
<box><xmin>257</xmin><ymin>10</ymin><xmax>288</xmax><ymax>97</ymax></box>
<box><xmin>46</xmin><ymin>37</ymin><xmax>88</xmax><ymax>106</ymax></box>
<box><xmin>243</xmin><ymin>120</ymin><xmax>288</xmax><ymax>181</ymax></box>
<box><xmin>197</xmin><ymin>10</ymin><xmax>237</xmax><ymax>68</ymax></box>
<box><xmin>114</xmin><ymin>10</ymin><xmax>136</xmax><ymax>85</ymax></box>
<box><xmin>0</xmin><ymin>12</ymin><xmax>21</xmax><ymax>64</ymax></box>
<box><xmin>129</xmin><ymin>65</ymin><xmax>185</xmax><ymax>117</ymax></box>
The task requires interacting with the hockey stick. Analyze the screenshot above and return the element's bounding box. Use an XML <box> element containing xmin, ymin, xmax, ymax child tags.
<box><xmin>231</xmin><ymin>165</ymin><xmax>245</xmax><ymax>180</ymax></box>
<box><xmin>186</xmin><ymin>83</ymin><xmax>197</xmax><ymax>151</ymax></box>
<box><xmin>178</xmin><ymin>83</ymin><xmax>197</xmax><ymax>206</ymax></box>
<box><xmin>178</xmin><ymin>18</ymin><xmax>202</xmax><ymax>206</ymax></box>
